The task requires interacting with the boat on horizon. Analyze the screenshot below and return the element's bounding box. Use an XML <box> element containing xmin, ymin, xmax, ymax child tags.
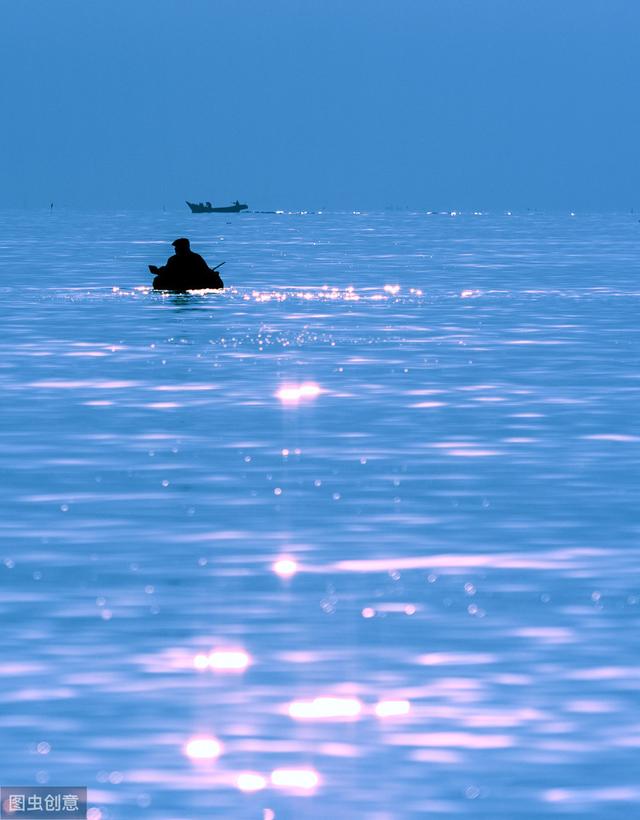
<box><xmin>186</xmin><ymin>200</ymin><xmax>248</xmax><ymax>214</ymax></box>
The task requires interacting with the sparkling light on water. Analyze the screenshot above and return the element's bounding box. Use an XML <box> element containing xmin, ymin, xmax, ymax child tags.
<box><xmin>3</xmin><ymin>211</ymin><xmax>639</xmax><ymax>819</ymax></box>
<box><xmin>184</xmin><ymin>737</ymin><xmax>222</xmax><ymax>760</ymax></box>
<box><xmin>236</xmin><ymin>772</ymin><xmax>268</xmax><ymax>792</ymax></box>
<box><xmin>273</xmin><ymin>557</ymin><xmax>298</xmax><ymax>578</ymax></box>
<box><xmin>271</xmin><ymin>768</ymin><xmax>319</xmax><ymax>790</ymax></box>
<box><xmin>375</xmin><ymin>699</ymin><xmax>411</xmax><ymax>718</ymax></box>
<box><xmin>207</xmin><ymin>650</ymin><xmax>252</xmax><ymax>671</ymax></box>
<box><xmin>276</xmin><ymin>383</ymin><xmax>322</xmax><ymax>404</ymax></box>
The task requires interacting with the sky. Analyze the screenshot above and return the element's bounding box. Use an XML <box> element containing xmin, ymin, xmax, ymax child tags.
<box><xmin>1</xmin><ymin>0</ymin><xmax>639</xmax><ymax>211</ymax></box>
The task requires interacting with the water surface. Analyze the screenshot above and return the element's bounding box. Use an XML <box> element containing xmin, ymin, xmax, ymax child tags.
<box><xmin>1</xmin><ymin>210</ymin><xmax>639</xmax><ymax>819</ymax></box>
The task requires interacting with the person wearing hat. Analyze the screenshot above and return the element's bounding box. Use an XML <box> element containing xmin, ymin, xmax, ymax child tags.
<box><xmin>149</xmin><ymin>238</ymin><xmax>224</xmax><ymax>291</ymax></box>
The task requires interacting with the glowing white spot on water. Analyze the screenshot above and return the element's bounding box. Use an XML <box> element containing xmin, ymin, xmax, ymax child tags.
<box><xmin>184</xmin><ymin>737</ymin><xmax>222</xmax><ymax>759</ymax></box>
<box><xmin>193</xmin><ymin>653</ymin><xmax>209</xmax><ymax>670</ymax></box>
<box><xmin>375</xmin><ymin>700</ymin><xmax>411</xmax><ymax>718</ymax></box>
<box><xmin>362</xmin><ymin>607</ymin><xmax>375</xmax><ymax>618</ymax></box>
<box><xmin>271</xmin><ymin>768</ymin><xmax>319</xmax><ymax>790</ymax></box>
<box><xmin>208</xmin><ymin>650</ymin><xmax>251</xmax><ymax>671</ymax></box>
<box><xmin>288</xmin><ymin>697</ymin><xmax>362</xmax><ymax>720</ymax></box>
<box><xmin>383</xmin><ymin>284</ymin><xmax>400</xmax><ymax>295</ymax></box>
<box><xmin>273</xmin><ymin>557</ymin><xmax>298</xmax><ymax>579</ymax></box>
<box><xmin>237</xmin><ymin>772</ymin><xmax>268</xmax><ymax>792</ymax></box>
<box><xmin>276</xmin><ymin>383</ymin><xmax>322</xmax><ymax>404</ymax></box>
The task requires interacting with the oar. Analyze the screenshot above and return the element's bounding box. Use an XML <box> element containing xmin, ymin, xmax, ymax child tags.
<box><xmin>211</xmin><ymin>262</ymin><xmax>226</xmax><ymax>271</ymax></box>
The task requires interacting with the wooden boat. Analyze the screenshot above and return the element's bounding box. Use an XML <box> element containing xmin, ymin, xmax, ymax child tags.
<box><xmin>186</xmin><ymin>200</ymin><xmax>248</xmax><ymax>214</ymax></box>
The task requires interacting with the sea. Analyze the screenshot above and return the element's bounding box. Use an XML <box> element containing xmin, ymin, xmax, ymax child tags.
<box><xmin>1</xmin><ymin>209</ymin><xmax>639</xmax><ymax>819</ymax></box>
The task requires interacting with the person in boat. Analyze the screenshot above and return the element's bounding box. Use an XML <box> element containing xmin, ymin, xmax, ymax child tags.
<box><xmin>149</xmin><ymin>238</ymin><xmax>224</xmax><ymax>291</ymax></box>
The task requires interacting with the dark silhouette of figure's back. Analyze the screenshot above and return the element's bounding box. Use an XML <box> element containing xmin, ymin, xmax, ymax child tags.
<box><xmin>149</xmin><ymin>238</ymin><xmax>224</xmax><ymax>291</ymax></box>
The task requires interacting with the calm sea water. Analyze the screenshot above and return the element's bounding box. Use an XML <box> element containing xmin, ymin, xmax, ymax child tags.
<box><xmin>1</xmin><ymin>210</ymin><xmax>639</xmax><ymax>819</ymax></box>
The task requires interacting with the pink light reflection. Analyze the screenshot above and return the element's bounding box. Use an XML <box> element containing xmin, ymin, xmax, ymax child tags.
<box><xmin>193</xmin><ymin>653</ymin><xmax>209</xmax><ymax>671</ymax></box>
<box><xmin>192</xmin><ymin>649</ymin><xmax>251</xmax><ymax>671</ymax></box>
<box><xmin>184</xmin><ymin>737</ymin><xmax>222</xmax><ymax>759</ymax></box>
<box><xmin>388</xmin><ymin>732</ymin><xmax>514</xmax><ymax>749</ymax></box>
<box><xmin>288</xmin><ymin>696</ymin><xmax>362</xmax><ymax>720</ymax></box>
<box><xmin>375</xmin><ymin>699</ymin><xmax>411</xmax><ymax>718</ymax></box>
<box><xmin>208</xmin><ymin>650</ymin><xmax>252</xmax><ymax>671</ymax></box>
<box><xmin>236</xmin><ymin>772</ymin><xmax>268</xmax><ymax>792</ymax></box>
<box><xmin>273</xmin><ymin>557</ymin><xmax>298</xmax><ymax>578</ymax></box>
<box><xmin>276</xmin><ymin>383</ymin><xmax>322</xmax><ymax>404</ymax></box>
<box><xmin>271</xmin><ymin>768</ymin><xmax>319</xmax><ymax>790</ymax></box>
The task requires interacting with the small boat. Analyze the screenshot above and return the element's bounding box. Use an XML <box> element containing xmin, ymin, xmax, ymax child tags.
<box><xmin>186</xmin><ymin>200</ymin><xmax>248</xmax><ymax>214</ymax></box>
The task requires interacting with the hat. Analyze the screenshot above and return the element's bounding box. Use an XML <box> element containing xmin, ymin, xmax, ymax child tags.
<box><xmin>172</xmin><ymin>237</ymin><xmax>190</xmax><ymax>248</ymax></box>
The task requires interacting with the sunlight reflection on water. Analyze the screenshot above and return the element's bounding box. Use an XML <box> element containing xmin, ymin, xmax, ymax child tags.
<box><xmin>0</xmin><ymin>211</ymin><xmax>639</xmax><ymax>817</ymax></box>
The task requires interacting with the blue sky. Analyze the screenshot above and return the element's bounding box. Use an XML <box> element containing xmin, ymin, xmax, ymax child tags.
<box><xmin>1</xmin><ymin>0</ymin><xmax>638</xmax><ymax>210</ymax></box>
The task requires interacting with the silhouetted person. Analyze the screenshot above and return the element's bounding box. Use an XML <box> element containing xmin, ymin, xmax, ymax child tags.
<box><xmin>149</xmin><ymin>238</ymin><xmax>224</xmax><ymax>291</ymax></box>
